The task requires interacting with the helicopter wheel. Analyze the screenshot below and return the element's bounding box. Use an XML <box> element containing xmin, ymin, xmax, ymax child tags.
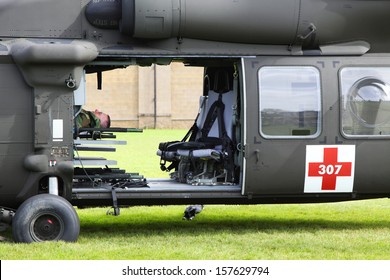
<box><xmin>12</xmin><ymin>194</ymin><xmax>80</xmax><ymax>243</ymax></box>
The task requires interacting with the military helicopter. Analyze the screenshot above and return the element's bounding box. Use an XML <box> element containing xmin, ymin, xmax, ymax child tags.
<box><xmin>1</xmin><ymin>0</ymin><xmax>390</xmax><ymax>243</ymax></box>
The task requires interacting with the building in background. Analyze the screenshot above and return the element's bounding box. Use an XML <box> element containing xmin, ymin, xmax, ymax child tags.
<box><xmin>84</xmin><ymin>63</ymin><xmax>203</xmax><ymax>129</ymax></box>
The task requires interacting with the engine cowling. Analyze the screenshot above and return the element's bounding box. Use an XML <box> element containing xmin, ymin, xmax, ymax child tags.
<box><xmin>85</xmin><ymin>0</ymin><xmax>390</xmax><ymax>49</ymax></box>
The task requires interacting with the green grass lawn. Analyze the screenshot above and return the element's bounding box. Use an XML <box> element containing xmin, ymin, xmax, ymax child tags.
<box><xmin>1</xmin><ymin>200</ymin><xmax>390</xmax><ymax>259</ymax></box>
<box><xmin>1</xmin><ymin>130</ymin><xmax>390</xmax><ymax>259</ymax></box>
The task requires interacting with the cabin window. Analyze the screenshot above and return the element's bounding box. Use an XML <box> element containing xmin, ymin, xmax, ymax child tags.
<box><xmin>340</xmin><ymin>67</ymin><xmax>390</xmax><ymax>137</ymax></box>
<box><xmin>258</xmin><ymin>66</ymin><xmax>321</xmax><ymax>138</ymax></box>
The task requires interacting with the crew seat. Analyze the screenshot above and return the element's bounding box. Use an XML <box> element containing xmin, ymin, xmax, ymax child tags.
<box><xmin>158</xmin><ymin>67</ymin><xmax>237</xmax><ymax>185</ymax></box>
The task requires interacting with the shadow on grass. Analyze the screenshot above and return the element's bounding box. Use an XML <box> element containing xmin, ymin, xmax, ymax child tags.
<box><xmin>78</xmin><ymin>213</ymin><xmax>390</xmax><ymax>238</ymax></box>
<box><xmin>2</xmin><ymin>204</ymin><xmax>389</xmax><ymax>242</ymax></box>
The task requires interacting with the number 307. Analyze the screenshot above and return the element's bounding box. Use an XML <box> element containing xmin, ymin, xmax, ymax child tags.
<box><xmin>318</xmin><ymin>164</ymin><xmax>342</xmax><ymax>175</ymax></box>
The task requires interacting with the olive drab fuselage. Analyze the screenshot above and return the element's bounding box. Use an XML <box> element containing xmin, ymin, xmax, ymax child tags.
<box><xmin>1</xmin><ymin>0</ymin><xmax>390</xmax><ymax>211</ymax></box>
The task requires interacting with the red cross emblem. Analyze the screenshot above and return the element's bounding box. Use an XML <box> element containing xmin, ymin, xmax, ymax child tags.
<box><xmin>308</xmin><ymin>148</ymin><xmax>352</xmax><ymax>190</ymax></box>
<box><xmin>304</xmin><ymin>145</ymin><xmax>355</xmax><ymax>193</ymax></box>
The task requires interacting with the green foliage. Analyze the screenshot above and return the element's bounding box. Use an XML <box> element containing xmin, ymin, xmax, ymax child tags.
<box><xmin>1</xmin><ymin>130</ymin><xmax>390</xmax><ymax>259</ymax></box>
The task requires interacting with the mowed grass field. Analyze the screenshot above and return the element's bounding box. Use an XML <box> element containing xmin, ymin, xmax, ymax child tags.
<box><xmin>1</xmin><ymin>130</ymin><xmax>390</xmax><ymax>259</ymax></box>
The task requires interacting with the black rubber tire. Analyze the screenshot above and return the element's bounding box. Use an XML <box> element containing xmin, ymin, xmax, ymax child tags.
<box><xmin>12</xmin><ymin>194</ymin><xmax>80</xmax><ymax>243</ymax></box>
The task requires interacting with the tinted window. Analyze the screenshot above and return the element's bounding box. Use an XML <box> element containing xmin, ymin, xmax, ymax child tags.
<box><xmin>340</xmin><ymin>67</ymin><xmax>390</xmax><ymax>137</ymax></box>
<box><xmin>259</xmin><ymin>66</ymin><xmax>321</xmax><ymax>138</ymax></box>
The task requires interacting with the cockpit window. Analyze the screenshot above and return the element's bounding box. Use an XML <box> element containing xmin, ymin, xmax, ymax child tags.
<box><xmin>258</xmin><ymin>66</ymin><xmax>321</xmax><ymax>138</ymax></box>
<box><xmin>340</xmin><ymin>68</ymin><xmax>390</xmax><ymax>137</ymax></box>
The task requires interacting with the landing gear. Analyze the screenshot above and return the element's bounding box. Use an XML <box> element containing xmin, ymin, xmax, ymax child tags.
<box><xmin>12</xmin><ymin>194</ymin><xmax>80</xmax><ymax>243</ymax></box>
